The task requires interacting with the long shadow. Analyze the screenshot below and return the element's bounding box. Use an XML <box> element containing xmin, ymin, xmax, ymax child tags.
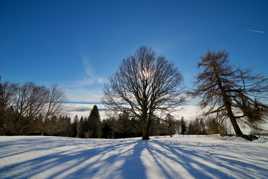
<box><xmin>59</xmin><ymin>140</ymin><xmax>147</xmax><ymax>179</ymax></box>
<box><xmin>146</xmin><ymin>145</ymin><xmax>175</xmax><ymax>179</ymax></box>
<box><xmin>1</xmin><ymin>137</ymin><xmax>267</xmax><ymax>179</ymax></box>
<box><xmin>0</xmin><ymin>138</ymin><xmax>70</xmax><ymax>159</ymax></box>
<box><xmin>54</xmin><ymin>141</ymin><xmax>137</xmax><ymax>178</ymax></box>
<box><xmin>120</xmin><ymin>140</ymin><xmax>147</xmax><ymax>179</ymax></box>
<box><xmin>170</xmin><ymin>142</ymin><xmax>268</xmax><ymax>178</ymax></box>
<box><xmin>0</xmin><ymin>140</ymin><xmax>137</xmax><ymax>178</ymax></box>
<box><xmin>148</xmin><ymin>141</ymin><xmax>218</xmax><ymax>179</ymax></box>
<box><xmin>150</xmin><ymin>140</ymin><xmax>268</xmax><ymax>179</ymax></box>
<box><xmin>0</xmin><ymin>136</ymin><xmax>122</xmax><ymax>159</ymax></box>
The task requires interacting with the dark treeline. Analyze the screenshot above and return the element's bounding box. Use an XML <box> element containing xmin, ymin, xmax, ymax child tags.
<box><xmin>100</xmin><ymin>114</ymin><xmax>229</xmax><ymax>138</ymax></box>
<box><xmin>100</xmin><ymin>112</ymin><xmax>178</xmax><ymax>138</ymax></box>
<box><xmin>70</xmin><ymin>112</ymin><xmax>229</xmax><ymax>139</ymax></box>
<box><xmin>0</xmin><ymin>80</ymin><xmax>67</xmax><ymax>135</ymax></box>
<box><xmin>0</xmin><ymin>80</ymin><xmax>101</xmax><ymax>137</ymax></box>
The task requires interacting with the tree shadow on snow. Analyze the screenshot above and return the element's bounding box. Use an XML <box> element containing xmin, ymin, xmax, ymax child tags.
<box><xmin>147</xmin><ymin>140</ymin><xmax>268</xmax><ymax>179</ymax></box>
<box><xmin>0</xmin><ymin>139</ymin><xmax>138</xmax><ymax>178</ymax></box>
<box><xmin>0</xmin><ymin>138</ymin><xmax>268</xmax><ymax>179</ymax></box>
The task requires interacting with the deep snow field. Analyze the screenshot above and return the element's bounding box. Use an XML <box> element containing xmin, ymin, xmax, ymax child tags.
<box><xmin>0</xmin><ymin>135</ymin><xmax>268</xmax><ymax>179</ymax></box>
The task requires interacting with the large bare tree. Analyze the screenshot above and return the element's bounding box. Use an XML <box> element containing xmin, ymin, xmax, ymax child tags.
<box><xmin>103</xmin><ymin>47</ymin><xmax>184</xmax><ymax>140</ymax></box>
<box><xmin>193</xmin><ymin>51</ymin><xmax>268</xmax><ymax>140</ymax></box>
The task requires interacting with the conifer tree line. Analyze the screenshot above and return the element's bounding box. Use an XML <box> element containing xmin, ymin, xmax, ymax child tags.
<box><xmin>1</xmin><ymin>47</ymin><xmax>268</xmax><ymax>140</ymax></box>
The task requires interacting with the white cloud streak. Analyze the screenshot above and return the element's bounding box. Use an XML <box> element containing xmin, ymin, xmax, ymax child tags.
<box><xmin>247</xmin><ymin>29</ymin><xmax>265</xmax><ymax>34</ymax></box>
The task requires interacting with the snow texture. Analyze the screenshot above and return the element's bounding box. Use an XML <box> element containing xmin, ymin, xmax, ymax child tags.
<box><xmin>0</xmin><ymin>135</ymin><xmax>268</xmax><ymax>179</ymax></box>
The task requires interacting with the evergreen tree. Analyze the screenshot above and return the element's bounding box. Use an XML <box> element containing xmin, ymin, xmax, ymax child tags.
<box><xmin>101</xmin><ymin>119</ymin><xmax>114</xmax><ymax>138</ymax></box>
<box><xmin>166</xmin><ymin>114</ymin><xmax>176</xmax><ymax>137</ymax></box>
<box><xmin>72</xmin><ymin>115</ymin><xmax>78</xmax><ymax>137</ymax></box>
<box><xmin>181</xmin><ymin>117</ymin><xmax>186</xmax><ymax>135</ymax></box>
<box><xmin>79</xmin><ymin>116</ymin><xmax>85</xmax><ymax>138</ymax></box>
<box><xmin>87</xmin><ymin>105</ymin><xmax>101</xmax><ymax>138</ymax></box>
<box><xmin>114</xmin><ymin>111</ymin><xmax>132</xmax><ymax>137</ymax></box>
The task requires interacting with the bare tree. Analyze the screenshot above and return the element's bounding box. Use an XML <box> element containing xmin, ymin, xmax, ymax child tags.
<box><xmin>233</xmin><ymin>70</ymin><xmax>268</xmax><ymax>129</ymax></box>
<box><xmin>13</xmin><ymin>83</ymin><xmax>48</xmax><ymax>119</ymax></box>
<box><xmin>41</xmin><ymin>85</ymin><xmax>64</xmax><ymax>135</ymax></box>
<box><xmin>103</xmin><ymin>47</ymin><xmax>184</xmax><ymax>140</ymax></box>
<box><xmin>193</xmin><ymin>51</ymin><xmax>268</xmax><ymax>140</ymax></box>
<box><xmin>0</xmin><ymin>79</ymin><xmax>17</xmax><ymax>134</ymax></box>
<box><xmin>11</xmin><ymin>83</ymin><xmax>48</xmax><ymax>133</ymax></box>
<box><xmin>0</xmin><ymin>80</ymin><xmax>16</xmax><ymax>112</ymax></box>
<box><xmin>0</xmin><ymin>77</ymin><xmax>65</xmax><ymax>135</ymax></box>
<box><xmin>44</xmin><ymin>85</ymin><xmax>64</xmax><ymax>119</ymax></box>
<box><xmin>12</xmin><ymin>84</ymin><xmax>63</xmax><ymax>119</ymax></box>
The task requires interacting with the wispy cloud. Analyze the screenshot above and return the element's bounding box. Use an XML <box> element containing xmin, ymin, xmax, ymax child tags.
<box><xmin>60</xmin><ymin>56</ymin><xmax>108</xmax><ymax>103</ymax></box>
<box><xmin>79</xmin><ymin>56</ymin><xmax>108</xmax><ymax>86</ymax></box>
<box><xmin>63</xmin><ymin>88</ymin><xmax>104</xmax><ymax>103</ymax></box>
<box><xmin>247</xmin><ymin>28</ymin><xmax>265</xmax><ymax>34</ymax></box>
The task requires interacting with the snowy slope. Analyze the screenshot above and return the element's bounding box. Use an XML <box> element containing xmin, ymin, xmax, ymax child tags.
<box><xmin>0</xmin><ymin>135</ymin><xmax>268</xmax><ymax>179</ymax></box>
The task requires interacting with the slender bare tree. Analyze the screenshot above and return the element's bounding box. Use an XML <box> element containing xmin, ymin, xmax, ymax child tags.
<box><xmin>44</xmin><ymin>85</ymin><xmax>64</xmax><ymax>119</ymax></box>
<box><xmin>0</xmin><ymin>79</ymin><xmax>17</xmax><ymax>134</ymax></box>
<box><xmin>103</xmin><ymin>47</ymin><xmax>184</xmax><ymax>140</ymax></box>
<box><xmin>0</xmin><ymin>79</ymin><xmax>16</xmax><ymax>112</ymax></box>
<box><xmin>193</xmin><ymin>51</ymin><xmax>268</xmax><ymax>140</ymax></box>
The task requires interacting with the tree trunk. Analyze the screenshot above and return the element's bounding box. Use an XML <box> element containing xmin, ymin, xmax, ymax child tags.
<box><xmin>142</xmin><ymin>131</ymin><xmax>149</xmax><ymax>140</ymax></box>
<box><xmin>223</xmin><ymin>95</ymin><xmax>243</xmax><ymax>136</ymax></box>
<box><xmin>142</xmin><ymin>118</ymin><xmax>151</xmax><ymax>140</ymax></box>
<box><xmin>229</xmin><ymin>116</ymin><xmax>243</xmax><ymax>136</ymax></box>
<box><xmin>214</xmin><ymin>66</ymin><xmax>244</xmax><ymax>137</ymax></box>
<box><xmin>226</xmin><ymin>106</ymin><xmax>243</xmax><ymax>136</ymax></box>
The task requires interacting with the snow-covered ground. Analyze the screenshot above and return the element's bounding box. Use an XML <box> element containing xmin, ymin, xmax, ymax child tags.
<box><xmin>0</xmin><ymin>135</ymin><xmax>268</xmax><ymax>179</ymax></box>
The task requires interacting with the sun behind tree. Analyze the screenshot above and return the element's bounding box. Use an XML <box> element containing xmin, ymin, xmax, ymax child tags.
<box><xmin>103</xmin><ymin>47</ymin><xmax>184</xmax><ymax>140</ymax></box>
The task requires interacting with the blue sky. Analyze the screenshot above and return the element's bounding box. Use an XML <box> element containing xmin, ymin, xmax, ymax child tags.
<box><xmin>1</xmin><ymin>0</ymin><xmax>267</xmax><ymax>103</ymax></box>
